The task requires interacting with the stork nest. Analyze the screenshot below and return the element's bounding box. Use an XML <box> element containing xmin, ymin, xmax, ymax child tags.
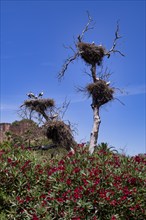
<box><xmin>86</xmin><ymin>80</ymin><xmax>114</xmax><ymax>107</ymax></box>
<box><xmin>77</xmin><ymin>42</ymin><xmax>105</xmax><ymax>65</ymax></box>
<box><xmin>24</xmin><ymin>98</ymin><xmax>55</xmax><ymax>113</ymax></box>
<box><xmin>45</xmin><ymin>121</ymin><xmax>76</xmax><ymax>151</ymax></box>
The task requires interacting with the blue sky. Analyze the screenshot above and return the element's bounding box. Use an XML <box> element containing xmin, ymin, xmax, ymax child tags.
<box><xmin>1</xmin><ymin>0</ymin><xmax>145</xmax><ymax>155</ymax></box>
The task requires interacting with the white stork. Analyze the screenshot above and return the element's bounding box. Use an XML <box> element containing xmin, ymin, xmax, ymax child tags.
<box><xmin>27</xmin><ymin>92</ymin><xmax>36</xmax><ymax>99</ymax></box>
<box><xmin>38</xmin><ymin>91</ymin><xmax>43</xmax><ymax>98</ymax></box>
<box><xmin>106</xmin><ymin>81</ymin><xmax>110</xmax><ymax>86</ymax></box>
<box><xmin>50</xmin><ymin>114</ymin><xmax>58</xmax><ymax>121</ymax></box>
<box><xmin>96</xmin><ymin>77</ymin><xmax>100</xmax><ymax>81</ymax></box>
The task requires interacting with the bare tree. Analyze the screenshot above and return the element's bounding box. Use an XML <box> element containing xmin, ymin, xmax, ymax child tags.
<box><xmin>59</xmin><ymin>13</ymin><xmax>124</xmax><ymax>154</ymax></box>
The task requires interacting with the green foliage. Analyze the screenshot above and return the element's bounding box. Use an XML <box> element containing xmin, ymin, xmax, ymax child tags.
<box><xmin>0</xmin><ymin>143</ymin><xmax>146</xmax><ymax>219</ymax></box>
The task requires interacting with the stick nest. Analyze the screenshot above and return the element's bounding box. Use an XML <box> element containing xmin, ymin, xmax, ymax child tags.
<box><xmin>86</xmin><ymin>80</ymin><xmax>114</xmax><ymax>107</ymax></box>
<box><xmin>24</xmin><ymin>99</ymin><xmax>55</xmax><ymax>113</ymax></box>
<box><xmin>45</xmin><ymin>121</ymin><xmax>76</xmax><ymax>151</ymax></box>
<box><xmin>77</xmin><ymin>42</ymin><xmax>105</xmax><ymax>65</ymax></box>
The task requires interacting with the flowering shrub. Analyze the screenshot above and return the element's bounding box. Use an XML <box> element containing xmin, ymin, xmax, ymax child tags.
<box><xmin>0</xmin><ymin>143</ymin><xmax>146</xmax><ymax>219</ymax></box>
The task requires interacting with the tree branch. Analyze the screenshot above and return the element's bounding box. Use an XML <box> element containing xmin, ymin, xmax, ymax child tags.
<box><xmin>83</xmin><ymin>68</ymin><xmax>92</xmax><ymax>79</ymax></box>
<box><xmin>105</xmin><ymin>21</ymin><xmax>125</xmax><ymax>57</ymax></box>
<box><xmin>77</xmin><ymin>11</ymin><xmax>94</xmax><ymax>42</ymax></box>
<box><xmin>58</xmin><ymin>12</ymin><xmax>95</xmax><ymax>80</ymax></box>
<box><xmin>114</xmin><ymin>97</ymin><xmax>125</xmax><ymax>106</ymax></box>
<box><xmin>58</xmin><ymin>52</ymin><xmax>79</xmax><ymax>80</ymax></box>
<box><xmin>56</xmin><ymin>98</ymin><xmax>70</xmax><ymax>119</ymax></box>
<box><xmin>97</xmin><ymin>66</ymin><xmax>112</xmax><ymax>81</ymax></box>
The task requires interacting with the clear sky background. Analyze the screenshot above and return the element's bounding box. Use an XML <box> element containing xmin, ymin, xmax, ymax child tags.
<box><xmin>1</xmin><ymin>0</ymin><xmax>145</xmax><ymax>155</ymax></box>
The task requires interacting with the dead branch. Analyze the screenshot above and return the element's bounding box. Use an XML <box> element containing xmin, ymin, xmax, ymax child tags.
<box><xmin>63</xmin><ymin>44</ymin><xmax>76</xmax><ymax>53</ymax></box>
<box><xmin>75</xmin><ymin>85</ymin><xmax>86</xmax><ymax>94</ymax></box>
<box><xmin>54</xmin><ymin>98</ymin><xmax>70</xmax><ymax>119</ymax></box>
<box><xmin>61</xmin><ymin>99</ymin><xmax>70</xmax><ymax>119</ymax></box>
<box><xmin>58</xmin><ymin>52</ymin><xmax>79</xmax><ymax>80</ymax></box>
<box><xmin>105</xmin><ymin>21</ymin><xmax>125</xmax><ymax>58</ymax></box>
<box><xmin>114</xmin><ymin>87</ymin><xmax>128</xmax><ymax>95</ymax></box>
<box><xmin>97</xmin><ymin>66</ymin><xmax>112</xmax><ymax>81</ymax></box>
<box><xmin>18</xmin><ymin>106</ymin><xmax>34</xmax><ymax>120</ymax></box>
<box><xmin>114</xmin><ymin>97</ymin><xmax>125</xmax><ymax>106</ymax></box>
<box><xmin>58</xmin><ymin>12</ymin><xmax>95</xmax><ymax>80</ymax></box>
<box><xmin>65</xmin><ymin>120</ymin><xmax>78</xmax><ymax>137</ymax></box>
<box><xmin>83</xmin><ymin>68</ymin><xmax>92</xmax><ymax>80</ymax></box>
<box><xmin>77</xmin><ymin>11</ymin><xmax>94</xmax><ymax>42</ymax></box>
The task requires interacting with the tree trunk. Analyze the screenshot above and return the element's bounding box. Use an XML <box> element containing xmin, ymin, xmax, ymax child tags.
<box><xmin>91</xmin><ymin>64</ymin><xmax>97</xmax><ymax>82</ymax></box>
<box><xmin>89</xmin><ymin>63</ymin><xmax>101</xmax><ymax>154</ymax></box>
<box><xmin>41</xmin><ymin>111</ymin><xmax>49</xmax><ymax>121</ymax></box>
<box><xmin>89</xmin><ymin>105</ymin><xmax>101</xmax><ymax>154</ymax></box>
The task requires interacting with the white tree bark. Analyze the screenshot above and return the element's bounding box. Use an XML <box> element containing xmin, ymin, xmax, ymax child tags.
<box><xmin>89</xmin><ymin>106</ymin><xmax>101</xmax><ymax>154</ymax></box>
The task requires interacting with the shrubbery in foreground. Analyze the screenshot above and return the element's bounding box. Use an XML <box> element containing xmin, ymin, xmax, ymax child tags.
<box><xmin>0</xmin><ymin>143</ymin><xmax>146</xmax><ymax>220</ymax></box>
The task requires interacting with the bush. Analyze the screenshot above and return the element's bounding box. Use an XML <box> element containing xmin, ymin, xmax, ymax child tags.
<box><xmin>0</xmin><ymin>143</ymin><xmax>146</xmax><ymax>219</ymax></box>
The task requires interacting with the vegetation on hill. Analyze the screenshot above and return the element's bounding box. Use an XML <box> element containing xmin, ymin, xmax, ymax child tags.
<box><xmin>4</xmin><ymin>119</ymin><xmax>50</xmax><ymax>147</ymax></box>
<box><xmin>0</xmin><ymin>142</ymin><xmax>146</xmax><ymax>219</ymax></box>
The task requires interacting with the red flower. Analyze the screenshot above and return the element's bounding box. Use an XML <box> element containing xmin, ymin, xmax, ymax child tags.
<box><xmin>73</xmin><ymin>186</ymin><xmax>83</xmax><ymax>199</ymax></box>
<box><xmin>16</xmin><ymin>196</ymin><xmax>24</xmax><ymax>204</ymax></box>
<box><xmin>129</xmin><ymin>206</ymin><xmax>136</xmax><ymax>211</ymax></box>
<box><xmin>74</xmin><ymin>193</ymin><xmax>81</xmax><ymax>199</ymax></box>
<box><xmin>21</xmin><ymin>160</ymin><xmax>31</xmax><ymax>171</ymax></box>
<box><xmin>0</xmin><ymin>150</ymin><xmax>5</xmax><ymax>157</ymax></box>
<box><xmin>58</xmin><ymin>159</ymin><xmax>65</xmax><ymax>165</ymax></box>
<box><xmin>78</xmin><ymin>143</ymin><xmax>85</xmax><ymax>148</ymax></box>
<box><xmin>42</xmin><ymin>200</ymin><xmax>47</xmax><ymax>206</ymax></box>
<box><xmin>7</xmin><ymin>158</ymin><xmax>12</xmax><ymax>163</ymax></box>
<box><xmin>73</xmin><ymin>167</ymin><xmax>80</xmax><ymax>173</ymax></box>
<box><xmin>57</xmin><ymin>198</ymin><xmax>64</xmax><ymax>203</ymax></box>
<box><xmin>121</xmin><ymin>195</ymin><xmax>127</xmax><ymax>201</ymax></box>
<box><xmin>94</xmin><ymin>178</ymin><xmax>100</xmax><ymax>185</ymax></box>
<box><xmin>32</xmin><ymin>214</ymin><xmax>39</xmax><ymax>220</ymax></box>
<box><xmin>110</xmin><ymin>200</ymin><xmax>117</xmax><ymax>206</ymax></box>
<box><xmin>40</xmin><ymin>194</ymin><xmax>47</xmax><ymax>199</ymax></box>
<box><xmin>111</xmin><ymin>215</ymin><xmax>117</xmax><ymax>220</ymax></box>
<box><xmin>58</xmin><ymin>165</ymin><xmax>65</xmax><ymax>171</ymax></box>
<box><xmin>67</xmin><ymin>151</ymin><xmax>74</xmax><ymax>157</ymax></box>
<box><xmin>66</xmin><ymin>178</ymin><xmax>72</xmax><ymax>185</ymax></box>
<box><xmin>134</xmin><ymin>155</ymin><xmax>141</xmax><ymax>163</ymax></box>
<box><xmin>72</xmin><ymin>217</ymin><xmax>81</xmax><ymax>220</ymax></box>
<box><xmin>25</xmin><ymin>196</ymin><xmax>33</xmax><ymax>203</ymax></box>
<box><xmin>82</xmin><ymin>178</ymin><xmax>88</xmax><ymax>186</ymax></box>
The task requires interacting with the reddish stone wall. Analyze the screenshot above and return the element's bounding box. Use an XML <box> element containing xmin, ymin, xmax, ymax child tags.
<box><xmin>0</xmin><ymin>120</ymin><xmax>42</xmax><ymax>143</ymax></box>
<box><xmin>0</xmin><ymin>123</ymin><xmax>11</xmax><ymax>142</ymax></box>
